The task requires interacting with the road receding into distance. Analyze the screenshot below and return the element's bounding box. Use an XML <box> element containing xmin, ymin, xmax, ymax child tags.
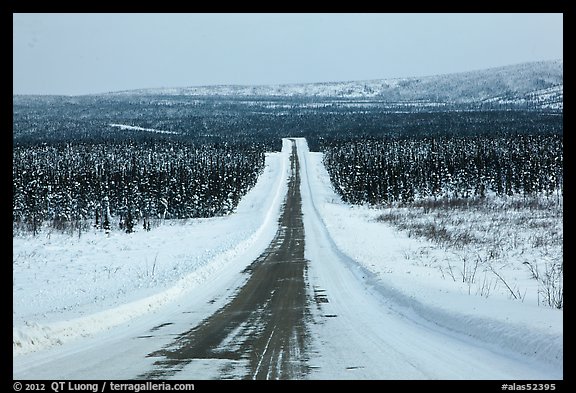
<box><xmin>12</xmin><ymin>138</ymin><xmax>561</xmax><ymax>380</ymax></box>
<box><xmin>141</xmin><ymin>140</ymin><xmax>310</xmax><ymax>380</ymax></box>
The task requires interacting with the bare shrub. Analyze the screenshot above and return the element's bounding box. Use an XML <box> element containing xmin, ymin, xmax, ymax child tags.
<box><xmin>375</xmin><ymin>194</ymin><xmax>562</xmax><ymax>308</ymax></box>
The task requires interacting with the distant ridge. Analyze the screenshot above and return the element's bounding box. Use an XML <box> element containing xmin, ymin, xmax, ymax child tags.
<box><xmin>105</xmin><ymin>59</ymin><xmax>562</xmax><ymax>110</ymax></box>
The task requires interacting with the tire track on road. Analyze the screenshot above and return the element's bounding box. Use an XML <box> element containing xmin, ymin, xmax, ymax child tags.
<box><xmin>141</xmin><ymin>140</ymin><xmax>311</xmax><ymax>380</ymax></box>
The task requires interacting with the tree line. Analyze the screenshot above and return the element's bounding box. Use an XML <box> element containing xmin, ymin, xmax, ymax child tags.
<box><xmin>322</xmin><ymin>134</ymin><xmax>563</xmax><ymax>205</ymax></box>
<box><xmin>13</xmin><ymin>140</ymin><xmax>265</xmax><ymax>235</ymax></box>
<box><xmin>14</xmin><ymin>95</ymin><xmax>562</xmax><ymax>153</ymax></box>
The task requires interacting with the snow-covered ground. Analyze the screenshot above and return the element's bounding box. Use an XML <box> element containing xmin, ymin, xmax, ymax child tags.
<box><xmin>108</xmin><ymin>123</ymin><xmax>181</xmax><ymax>135</ymax></box>
<box><xmin>300</xmin><ymin>142</ymin><xmax>562</xmax><ymax>371</ymax></box>
<box><xmin>13</xmin><ymin>142</ymin><xmax>291</xmax><ymax>356</ymax></box>
<box><xmin>13</xmin><ymin>138</ymin><xmax>562</xmax><ymax>379</ymax></box>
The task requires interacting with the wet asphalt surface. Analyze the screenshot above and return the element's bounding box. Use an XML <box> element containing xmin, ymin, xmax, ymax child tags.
<box><xmin>140</xmin><ymin>140</ymin><xmax>312</xmax><ymax>380</ymax></box>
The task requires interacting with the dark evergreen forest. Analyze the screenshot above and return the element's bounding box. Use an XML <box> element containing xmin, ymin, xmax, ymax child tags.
<box><xmin>13</xmin><ymin>140</ymin><xmax>264</xmax><ymax>235</ymax></box>
<box><xmin>13</xmin><ymin>94</ymin><xmax>563</xmax><ymax>235</ymax></box>
<box><xmin>323</xmin><ymin>135</ymin><xmax>563</xmax><ymax>205</ymax></box>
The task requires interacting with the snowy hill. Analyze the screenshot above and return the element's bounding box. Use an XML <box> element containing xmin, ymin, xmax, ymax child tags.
<box><xmin>107</xmin><ymin>59</ymin><xmax>563</xmax><ymax>110</ymax></box>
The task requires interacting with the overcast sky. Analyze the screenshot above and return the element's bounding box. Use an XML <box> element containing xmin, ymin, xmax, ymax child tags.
<box><xmin>13</xmin><ymin>13</ymin><xmax>563</xmax><ymax>96</ymax></box>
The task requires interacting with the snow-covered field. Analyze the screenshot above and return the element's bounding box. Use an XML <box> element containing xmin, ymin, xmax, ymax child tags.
<box><xmin>13</xmin><ymin>143</ymin><xmax>291</xmax><ymax>356</ymax></box>
<box><xmin>108</xmin><ymin>123</ymin><xmax>181</xmax><ymax>135</ymax></box>
<box><xmin>13</xmin><ymin>138</ymin><xmax>562</xmax><ymax>379</ymax></box>
<box><xmin>303</xmin><ymin>148</ymin><xmax>562</xmax><ymax>370</ymax></box>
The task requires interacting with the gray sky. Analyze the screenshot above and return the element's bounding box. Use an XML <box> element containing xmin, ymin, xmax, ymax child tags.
<box><xmin>13</xmin><ymin>13</ymin><xmax>563</xmax><ymax>96</ymax></box>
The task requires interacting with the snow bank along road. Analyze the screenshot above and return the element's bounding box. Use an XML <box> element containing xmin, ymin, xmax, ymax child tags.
<box><xmin>13</xmin><ymin>138</ymin><xmax>561</xmax><ymax>380</ymax></box>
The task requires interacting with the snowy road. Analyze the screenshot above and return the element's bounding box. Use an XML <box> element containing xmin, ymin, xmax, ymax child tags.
<box><xmin>296</xmin><ymin>138</ymin><xmax>559</xmax><ymax>379</ymax></box>
<box><xmin>13</xmin><ymin>138</ymin><xmax>561</xmax><ymax>380</ymax></box>
<box><xmin>139</xmin><ymin>141</ymin><xmax>309</xmax><ymax>380</ymax></box>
